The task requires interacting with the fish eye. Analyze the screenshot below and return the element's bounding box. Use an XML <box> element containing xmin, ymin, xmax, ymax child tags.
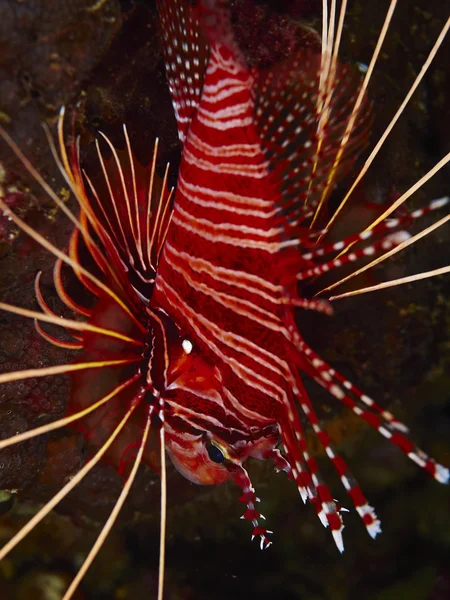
<box><xmin>206</xmin><ymin>441</ymin><xmax>226</xmax><ymax>464</ymax></box>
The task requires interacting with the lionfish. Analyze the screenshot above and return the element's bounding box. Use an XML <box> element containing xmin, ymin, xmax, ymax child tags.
<box><xmin>0</xmin><ymin>0</ymin><xmax>449</xmax><ymax>598</ymax></box>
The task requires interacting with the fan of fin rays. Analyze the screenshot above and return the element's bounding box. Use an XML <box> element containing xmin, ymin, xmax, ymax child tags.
<box><xmin>0</xmin><ymin>114</ymin><xmax>172</xmax><ymax>600</ymax></box>
<box><xmin>0</xmin><ymin>0</ymin><xmax>449</xmax><ymax>597</ymax></box>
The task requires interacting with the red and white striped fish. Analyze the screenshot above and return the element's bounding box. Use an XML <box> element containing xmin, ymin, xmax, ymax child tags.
<box><xmin>0</xmin><ymin>1</ymin><xmax>449</xmax><ymax>598</ymax></box>
<box><xmin>153</xmin><ymin>0</ymin><xmax>449</xmax><ymax>551</ymax></box>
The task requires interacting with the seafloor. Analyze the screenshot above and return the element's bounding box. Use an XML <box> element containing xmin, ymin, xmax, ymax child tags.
<box><xmin>0</xmin><ymin>0</ymin><xmax>449</xmax><ymax>598</ymax></box>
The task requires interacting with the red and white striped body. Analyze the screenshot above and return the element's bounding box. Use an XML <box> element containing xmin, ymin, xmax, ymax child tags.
<box><xmin>154</xmin><ymin>41</ymin><xmax>299</xmax><ymax>421</ymax></box>
<box><xmin>152</xmin><ymin>7</ymin><xmax>369</xmax><ymax>548</ymax></box>
<box><xmin>150</xmin><ymin>0</ymin><xmax>450</xmax><ymax>551</ymax></box>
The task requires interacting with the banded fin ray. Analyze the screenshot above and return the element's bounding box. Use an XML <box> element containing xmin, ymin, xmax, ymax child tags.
<box><xmin>158</xmin><ymin>0</ymin><xmax>210</xmax><ymax>144</ymax></box>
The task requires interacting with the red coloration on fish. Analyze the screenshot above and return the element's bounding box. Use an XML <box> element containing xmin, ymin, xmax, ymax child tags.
<box><xmin>52</xmin><ymin>0</ymin><xmax>449</xmax><ymax>552</ymax></box>
<box><xmin>0</xmin><ymin>0</ymin><xmax>448</xmax><ymax>569</ymax></box>
<box><xmin>149</xmin><ymin>0</ymin><xmax>448</xmax><ymax>551</ymax></box>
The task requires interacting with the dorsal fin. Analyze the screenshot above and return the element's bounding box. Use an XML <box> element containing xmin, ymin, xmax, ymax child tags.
<box><xmin>252</xmin><ymin>51</ymin><xmax>372</xmax><ymax>232</ymax></box>
<box><xmin>158</xmin><ymin>0</ymin><xmax>210</xmax><ymax>144</ymax></box>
